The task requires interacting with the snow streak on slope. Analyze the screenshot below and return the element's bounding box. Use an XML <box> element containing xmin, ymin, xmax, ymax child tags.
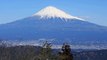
<box><xmin>33</xmin><ymin>6</ymin><xmax>83</xmax><ymax>20</ymax></box>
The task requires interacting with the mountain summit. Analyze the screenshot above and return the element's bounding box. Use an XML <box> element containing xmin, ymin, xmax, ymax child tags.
<box><xmin>33</xmin><ymin>6</ymin><xmax>83</xmax><ymax>20</ymax></box>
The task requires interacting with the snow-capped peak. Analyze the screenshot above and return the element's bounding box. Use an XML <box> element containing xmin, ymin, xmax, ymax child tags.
<box><xmin>33</xmin><ymin>6</ymin><xmax>83</xmax><ymax>20</ymax></box>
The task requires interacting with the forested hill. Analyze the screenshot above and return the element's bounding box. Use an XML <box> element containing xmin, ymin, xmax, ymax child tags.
<box><xmin>0</xmin><ymin>45</ymin><xmax>107</xmax><ymax>60</ymax></box>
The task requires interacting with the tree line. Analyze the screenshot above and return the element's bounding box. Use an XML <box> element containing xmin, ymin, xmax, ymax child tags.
<box><xmin>33</xmin><ymin>41</ymin><xmax>73</xmax><ymax>60</ymax></box>
<box><xmin>0</xmin><ymin>40</ymin><xmax>73</xmax><ymax>60</ymax></box>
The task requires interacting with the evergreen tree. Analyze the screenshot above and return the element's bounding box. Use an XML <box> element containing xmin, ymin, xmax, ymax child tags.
<box><xmin>58</xmin><ymin>43</ymin><xmax>73</xmax><ymax>60</ymax></box>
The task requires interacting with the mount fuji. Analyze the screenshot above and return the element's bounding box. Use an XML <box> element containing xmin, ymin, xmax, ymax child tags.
<box><xmin>0</xmin><ymin>6</ymin><xmax>107</xmax><ymax>47</ymax></box>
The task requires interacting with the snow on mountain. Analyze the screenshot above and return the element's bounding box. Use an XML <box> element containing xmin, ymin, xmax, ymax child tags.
<box><xmin>33</xmin><ymin>6</ymin><xmax>83</xmax><ymax>20</ymax></box>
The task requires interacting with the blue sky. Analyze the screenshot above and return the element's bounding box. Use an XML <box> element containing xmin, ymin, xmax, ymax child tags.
<box><xmin>0</xmin><ymin>0</ymin><xmax>107</xmax><ymax>26</ymax></box>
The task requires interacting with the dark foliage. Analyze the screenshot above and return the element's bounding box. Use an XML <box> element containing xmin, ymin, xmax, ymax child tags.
<box><xmin>58</xmin><ymin>43</ymin><xmax>73</xmax><ymax>60</ymax></box>
<box><xmin>0</xmin><ymin>45</ymin><xmax>41</xmax><ymax>60</ymax></box>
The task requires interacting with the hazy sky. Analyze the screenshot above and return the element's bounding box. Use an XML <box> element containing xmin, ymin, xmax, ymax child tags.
<box><xmin>0</xmin><ymin>0</ymin><xmax>107</xmax><ymax>26</ymax></box>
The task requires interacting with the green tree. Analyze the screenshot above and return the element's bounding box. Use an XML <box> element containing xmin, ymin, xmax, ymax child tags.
<box><xmin>58</xmin><ymin>43</ymin><xmax>73</xmax><ymax>60</ymax></box>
